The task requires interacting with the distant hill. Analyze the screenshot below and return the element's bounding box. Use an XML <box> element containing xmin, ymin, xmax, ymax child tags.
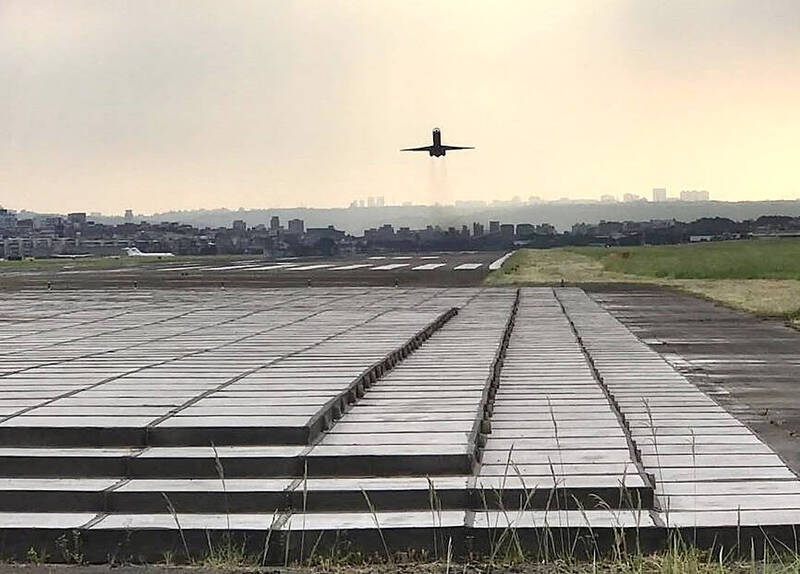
<box><xmin>22</xmin><ymin>200</ymin><xmax>800</xmax><ymax>235</ymax></box>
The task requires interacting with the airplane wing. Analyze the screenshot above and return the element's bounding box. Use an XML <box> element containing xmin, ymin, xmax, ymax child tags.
<box><xmin>400</xmin><ymin>146</ymin><xmax>434</xmax><ymax>152</ymax></box>
<box><xmin>440</xmin><ymin>145</ymin><xmax>474</xmax><ymax>150</ymax></box>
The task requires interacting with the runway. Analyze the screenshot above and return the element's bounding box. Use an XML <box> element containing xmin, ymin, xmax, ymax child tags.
<box><xmin>0</xmin><ymin>285</ymin><xmax>797</xmax><ymax>561</ymax></box>
<box><xmin>0</xmin><ymin>251</ymin><xmax>506</xmax><ymax>289</ymax></box>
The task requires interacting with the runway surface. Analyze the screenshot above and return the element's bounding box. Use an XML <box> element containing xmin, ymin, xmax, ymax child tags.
<box><xmin>0</xmin><ymin>285</ymin><xmax>797</xmax><ymax>561</ymax></box>
<box><xmin>0</xmin><ymin>251</ymin><xmax>506</xmax><ymax>289</ymax></box>
<box><xmin>587</xmin><ymin>286</ymin><xmax>800</xmax><ymax>475</ymax></box>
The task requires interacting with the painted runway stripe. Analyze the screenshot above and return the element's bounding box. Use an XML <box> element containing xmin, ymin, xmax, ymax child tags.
<box><xmin>488</xmin><ymin>251</ymin><xmax>516</xmax><ymax>270</ymax></box>
<box><xmin>371</xmin><ymin>263</ymin><xmax>410</xmax><ymax>270</ymax></box>
<box><xmin>156</xmin><ymin>265</ymin><xmax>205</xmax><ymax>272</ymax></box>
<box><xmin>331</xmin><ymin>264</ymin><xmax>374</xmax><ymax>270</ymax></box>
<box><xmin>200</xmin><ymin>263</ymin><xmax>264</xmax><ymax>271</ymax></box>
<box><xmin>420</xmin><ymin>256</ymin><xmax>440</xmax><ymax>260</ymax></box>
<box><xmin>454</xmin><ymin>263</ymin><xmax>483</xmax><ymax>270</ymax></box>
<box><xmin>391</xmin><ymin>256</ymin><xmax>413</xmax><ymax>260</ymax></box>
<box><xmin>248</xmin><ymin>264</ymin><xmax>300</xmax><ymax>271</ymax></box>
<box><xmin>368</xmin><ymin>256</ymin><xmax>387</xmax><ymax>260</ymax></box>
<box><xmin>412</xmin><ymin>263</ymin><xmax>447</xmax><ymax>270</ymax></box>
<box><xmin>286</xmin><ymin>264</ymin><xmax>337</xmax><ymax>271</ymax></box>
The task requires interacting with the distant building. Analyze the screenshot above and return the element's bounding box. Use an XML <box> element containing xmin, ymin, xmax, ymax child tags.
<box><xmin>287</xmin><ymin>218</ymin><xmax>305</xmax><ymax>234</ymax></box>
<box><xmin>652</xmin><ymin>188</ymin><xmax>667</xmax><ymax>202</ymax></box>
<box><xmin>472</xmin><ymin>222</ymin><xmax>484</xmax><ymax>237</ymax></box>
<box><xmin>0</xmin><ymin>208</ymin><xmax>16</xmax><ymax>232</ymax></box>
<box><xmin>232</xmin><ymin>220</ymin><xmax>247</xmax><ymax>233</ymax></box>
<box><xmin>124</xmin><ymin>209</ymin><xmax>134</xmax><ymax>223</ymax></box>
<box><xmin>367</xmin><ymin>197</ymin><xmax>375</xmax><ymax>208</ymax></box>
<box><xmin>499</xmin><ymin>224</ymin><xmax>515</xmax><ymax>239</ymax></box>
<box><xmin>600</xmin><ymin>194</ymin><xmax>617</xmax><ymax>203</ymax></box>
<box><xmin>306</xmin><ymin>225</ymin><xmax>345</xmax><ymax>241</ymax></box>
<box><xmin>623</xmin><ymin>193</ymin><xmax>644</xmax><ymax>202</ymax></box>
<box><xmin>376</xmin><ymin>196</ymin><xmax>385</xmax><ymax>207</ymax></box>
<box><xmin>516</xmin><ymin>223</ymin><xmax>535</xmax><ymax>238</ymax></box>
<box><xmin>269</xmin><ymin>216</ymin><xmax>280</xmax><ymax>231</ymax></box>
<box><xmin>67</xmin><ymin>212</ymin><xmax>87</xmax><ymax>225</ymax></box>
<box><xmin>680</xmin><ymin>190</ymin><xmax>710</xmax><ymax>202</ymax></box>
<box><xmin>489</xmin><ymin>220</ymin><xmax>500</xmax><ymax>234</ymax></box>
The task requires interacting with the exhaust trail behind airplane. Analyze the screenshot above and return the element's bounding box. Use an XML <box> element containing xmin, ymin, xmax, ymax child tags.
<box><xmin>401</xmin><ymin>128</ymin><xmax>474</xmax><ymax>157</ymax></box>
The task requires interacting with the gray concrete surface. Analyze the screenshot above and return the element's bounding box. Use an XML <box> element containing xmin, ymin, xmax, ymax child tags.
<box><xmin>0</xmin><ymin>286</ymin><xmax>798</xmax><ymax>562</ymax></box>
<box><xmin>586</xmin><ymin>286</ymin><xmax>800</xmax><ymax>475</ymax></box>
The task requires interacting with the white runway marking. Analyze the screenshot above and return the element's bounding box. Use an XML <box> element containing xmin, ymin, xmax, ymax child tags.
<box><xmin>391</xmin><ymin>256</ymin><xmax>413</xmax><ymax>260</ymax></box>
<box><xmin>420</xmin><ymin>256</ymin><xmax>440</xmax><ymax>260</ymax></box>
<box><xmin>372</xmin><ymin>263</ymin><xmax>409</xmax><ymax>270</ymax></box>
<box><xmin>454</xmin><ymin>263</ymin><xmax>483</xmax><ymax>270</ymax></box>
<box><xmin>201</xmin><ymin>263</ymin><xmax>263</xmax><ymax>271</ymax></box>
<box><xmin>368</xmin><ymin>256</ymin><xmax>387</xmax><ymax>260</ymax></box>
<box><xmin>156</xmin><ymin>265</ymin><xmax>205</xmax><ymax>272</ymax></box>
<box><xmin>287</xmin><ymin>264</ymin><xmax>336</xmax><ymax>271</ymax></box>
<box><xmin>412</xmin><ymin>263</ymin><xmax>446</xmax><ymax>270</ymax></box>
<box><xmin>331</xmin><ymin>264</ymin><xmax>373</xmax><ymax>270</ymax></box>
<box><xmin>248</xmin><ymin>264</ymin><xmax>299</xmax><ymax>271</ymax></box>
<box><xmin>488</xmin><ymin>251</ymin><xmax>516</xmax><ymax>271</ymax></box>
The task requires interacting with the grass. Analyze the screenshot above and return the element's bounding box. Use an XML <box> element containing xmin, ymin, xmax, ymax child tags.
<box><xmin>486</xmin><ymin>241</ymin><xmax>800</xmax><ymax>326</ymax></box>
<box><xmin>572</xmin><ymin>239</ymin><xmax>800</xmax><ymax>280</ymax></box>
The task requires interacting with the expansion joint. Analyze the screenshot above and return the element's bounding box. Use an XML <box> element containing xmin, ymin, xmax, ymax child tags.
<box><xmin>476</xmin><ymin>288</ymin><xmax>521</xmax><ymax>457</ymax></box>
<box><xmin>552</xmin><ymin>288</ymin><xmax>662</xmax><ymax>521</ymax></box>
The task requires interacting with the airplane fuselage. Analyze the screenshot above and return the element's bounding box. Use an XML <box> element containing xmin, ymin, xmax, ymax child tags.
<box><xmin>429</xmin><ymin>129</ymin><xmax>445</xmax><ymax>156</ymax></box>
<box><xmin>400</xmin><ymin>128</ymin><xmax>473</xmax><ymax>157</ymax></box>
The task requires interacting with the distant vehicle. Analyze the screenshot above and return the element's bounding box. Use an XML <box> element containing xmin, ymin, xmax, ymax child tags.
<box><xmin>124</xmin><ymin>247</ymin><xmax>175</xmax><ymax>258</ymax></box>
<box><xmin>401</xmin><ymin>128</ymin><xmax>474</xmax><ymax>157</ymax></box>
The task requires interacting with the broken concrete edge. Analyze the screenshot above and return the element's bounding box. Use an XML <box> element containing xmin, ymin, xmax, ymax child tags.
<box><xmin>0</xmin><ymin>484</ymin><xmax>655</xmax><ymax>514</ymax></box>
<box><xmin>552</xmin><ymin>287</ymin><xmax>658</xmax><ymax>517</ymax></box>
<box><xmin>473</xmin><ymin>288</ymin><xmax>521</xmax><ymax>468</ymax></box>
<box><xmin>0</xmin><ymin>307</ymin><xmax>461</xmax><ymax>449</ymax></box>
<box><xmin>304</xmin><ymin>306</ymin><xmax>460</xmax><ymax>444</ymax></box>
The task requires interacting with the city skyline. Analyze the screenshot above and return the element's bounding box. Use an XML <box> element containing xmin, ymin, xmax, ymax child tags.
<box><xmin>3</xmin><ymin>1</ymin><xmax>800</xmax><ymax>213</ymax></box>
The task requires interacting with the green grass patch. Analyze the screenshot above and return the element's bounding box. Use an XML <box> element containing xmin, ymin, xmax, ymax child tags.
<box><xmin>567</xmin><ymin>238</ymin><xmax>800</xmax><ymax>280</ymax></box>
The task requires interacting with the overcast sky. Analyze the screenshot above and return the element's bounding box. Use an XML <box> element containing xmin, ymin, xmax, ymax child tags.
<box><xmin>2</xmin><ymin>1</ymin><xmax>800</xmax><ymax>214</ymax></box>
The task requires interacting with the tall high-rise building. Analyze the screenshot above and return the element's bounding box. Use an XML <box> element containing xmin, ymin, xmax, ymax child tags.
<box><xmin>288</xmin><ymin>218</ymin><xmax>304</xmax><ymax>234</ymax></box>
<box><xmin>376</xmin><ymin>196</ymin><xmax>385</xmax><ymax>207</ymax></box>
<box><xmin>472</xmin><ymin>222</ymin><xmax>484</xmax><ymax>237</ymax></box>
<box><xmin>124</xmin><ymin>209</ymin><xmax>134</xmax><ymax>223</ymax></box>
<box><xmin>489</xmin><ymin>220</ymin><xmax>500</xmax><ymax>234</ymax></box>
<box><xmin>652</xmin><ymin>187</ymin><xmax>667</xmax><ymax>202</ymax></box>
<box><xmin>269</xmin><ymin>216</ymin><xmax>280</xmax><ymax>231</ymax></box>
<box><xmin>367</xmin><ymin>196</ymin><xmax>375</xmax><ymax>208</ymax></box>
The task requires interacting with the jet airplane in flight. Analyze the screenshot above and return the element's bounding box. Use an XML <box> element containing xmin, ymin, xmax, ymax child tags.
<box><xmin>401</xmin><ymin>128</ymin><xmax>473</xmax><ymax>157</ymax></box>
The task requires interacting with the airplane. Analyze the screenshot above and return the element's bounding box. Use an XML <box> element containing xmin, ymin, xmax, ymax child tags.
<box><xmin>401</xmin><ymin>128</ymin><xmax>474</xmax><ymax>157</ymax></box>
<box><xmin>124</xmin><ymin>247</ymin><xmax>175</xmax><ymax>258</ymax></box>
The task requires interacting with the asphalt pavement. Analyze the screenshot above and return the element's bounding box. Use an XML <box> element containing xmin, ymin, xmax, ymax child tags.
<box><xmin>585</xmin><ymin>285</ymin><xmax>800</xmax><ymax>475</ymax></box>
<box><xmin>0</xmin><ymin>251</ymin><xmax>506</xmax><ymax>289</ymax></box>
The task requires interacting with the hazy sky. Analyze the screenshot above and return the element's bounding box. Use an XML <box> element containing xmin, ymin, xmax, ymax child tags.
<box><xmin>2</xmin><ymin>1</ymin><xmax>800</xmax><ymax>214</ymax></box>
